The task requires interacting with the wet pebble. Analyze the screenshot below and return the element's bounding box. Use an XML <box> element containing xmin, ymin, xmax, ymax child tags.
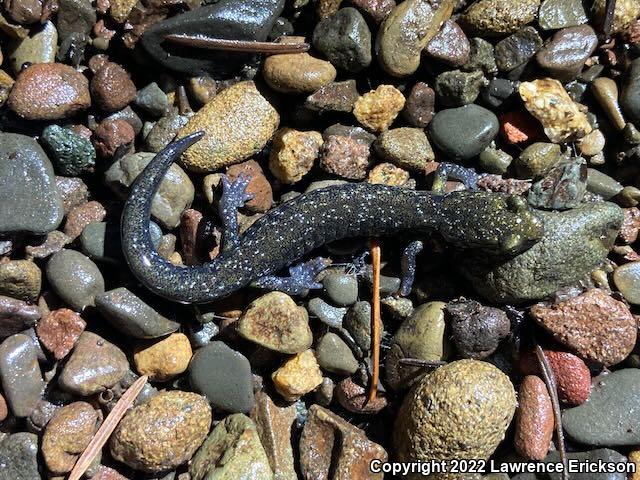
<box><xmin>353</xmin><ymin>84</ymin><xmax>405</xmax><ymax>132</ymax></box>
<box><xmin>90</xmin><ymin>62</ymin><xmax>136</xmax><ymax>113</ymax></box>
<box><xmin>46</xmin><ymin>249</ymin><xmax>104</xmax><ymax>311</ymax></box>
<box><xmin>64</xmin><ymin>201</ymin><xmax>106</xmax><ymax>241</ymax></box>
<box><xmin>527</xmin><ymin>156</ymin><xmax>587</xmax><ymax>210</ymax></box>
<box><xmin>8</xmin><ymin>20</ymin><xmax>58</xmax><ymax>74</ymax></box>
<box><xmin>58</xmin><ymin>331</ymin><xmax>128</xmax><ymax>396</ymax></box>
<box><xmin>516</xmin><ymin>142</ymin><xmax>563</xmax><ymax>179</ymax></box>
<box><xmin>305</xmin><ymin>80</ymin><xmax>360</xmax><ymax>113</ymax></box>
<box><xmin>319</xmin><ymin>134</ymin><xmax>372</xmax><ymax>179</ymax></box>
<box><xmin>312</xmin><ymin>7</ymin><xmax>372</xmax><ymax>72</ymax></box>
<box><xmin>111</xmin><ymin>390</ymin><xmax>211</xmax><ymax>472</ymax></box>
<box><xmin>563</xmin><ymin>369</ymin><xmax>640</xmax><ymax>446</ymax></box>
<box><xmin>495</xmin><ymin>26</ymin><xmax>542</xmax><ymax>73</ymax></box>
<box><xmin>189</xmin><ymin>341</ymin><xmax>254</xmax><ymax>413</ymax></box>
<box><xmin>134</xmin><ymin>82</ymin><xmax>168</xmax><ymax>118</ymax></box>
<box><xmin>367</xmin><ymin>162</ymin><xmax>411</xmax><ymax>186</ymax></box>
<box><xmin>36</xmin><ymin>308</ymin><xmax>86</xmax><ymax>360</ymax></box>
<box><xmin>322</xmin><ymin>272</ymin><xmax>358</xmax><ymax>306</ymax></box>
<box><xmin>41</xmin><ymin>125</ymin><xmax>96</xmax><ymax>176</ymax></box>
<box><xmin>538</xmin><ymin>0</ymin><xmax>588</xmax><ymax>30</ymax></box>
<box><xmin>0</xmin><ymin>334</ymin><xmax>43</xmax><ymax>418</ymax></box>
<box><xmin>530</xmin><ymin>288</ymin><xmax>636</xmax><ymax>366</ymax></box>
<box><xmin>461</xmin><ymin>0</ymin><xmax>539</xmax><ymax>36</ymax></box>
<box><xmin>316</xmin><ymin>332</ymin><xmax>358</xmax><ymax>375</ymax></box>
<box><xmin>307</xmin><ymin>297</ymin><xmax>346</xmax><ymax>327</ymax></box>
<box><xmin>402</xmin><ymin>82</ymin><xmax>435</xmax><ymax>127</ymax></box>
<box><xmin>424</xmin><ymin>20</ymin><xmax>470</xmax><ymax>67</ymax></box>
<box><xmin>344</xmin><ymin>300</ymin><xmax>378</xmax><ymax>352</ymax></box>
<box><xmin>0</xmin><ymin>433</ymin><xmax>41</xmax><ymax>480</ymax></box>
<box><xmin>178</xmin><ymin>81</ymin><xmax>279</xmax><ymax>172</ymax></box>
<box><xmin>226</xmin><ymin>160</ymin><xmax>273</xmax><ymax>213</ymax></box>
<box><xmin>42</xmin><ymin>401</ymin><xmax>98</xmax><ymax>474</ymax></box>
<box><xmin>0</xmin><ymin>260</ymin><xmax>41</xmax><ymax>303</ymax></box>
<box><xmin>0</xmin><ymin>295</ymin><xmax>40</xmax><ymax>337</ymax></box>
<box><xmin>429</xmin><ymin>104</ymin><xmax>499</xmax><ymax>160</ymax></box>
<box><xmin>594</xmin><ymin>76</ymin><xmax>627</xmax><ymax>131</ymax></box>
<box><xmin>613</xmin><ymin>261</ymin><xmax>640</xmax><ymax>304</ymax></box>
<box><xmin>514</xmin><ymin>375</ymin><xmax>554</xmax><ymax>460</ymax></box>
<box><xmin>587</xmin><ymin>168</ymin><xmax>624</xmax><ymax>199</ymax></box>
<box><xmin>93</xmin><ymin>118</ymin><xmax>135</xmax><ymax>158</ymax></box>
<box><xmin>0</xmin><ymin>133</ymin><xmax>64</xmax><ymax>236</ymax></box>
<box><xmin>434</xmin><ymin>69</ymin><xmax>484</xmax><ymax>107</ymax></box>
<box><xmin>144</xmin><ymin>108</ymin><xmax>189</xmax><ymax>153</ymax></box>
<box><xmin>536</xmin><ymin>25</ymin><xmax>598</xmax><ymax>82</ymax></box>
<box><xmin>237</xmin><ymin>291</ymin><xmax>312</xmax><ymax>354</ymax></box>
<box><xmin>268</xmin><ymin>128</ymin><xmax>323</xmax><ymax>184</ymax></box>
<box><xmin>8</xmin><ymin>63</ymin><xmax>91</xmax><ymax>120</ymax></box>
<box><xmin>133</xmin><ymin>333</ymin><xmax>192</xmax><ymax>382</ymax></box>
<box><xmin>271</xmin><ymin>349</ymin><xmax>323</xmax><ymax>402</ymax></box>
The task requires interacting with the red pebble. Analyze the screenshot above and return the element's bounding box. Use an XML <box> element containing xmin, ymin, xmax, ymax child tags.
<box><xmin>520</xmin><ymin>349</ymin><xmax>591</xmax><ymax>406</ymax></box>
<box><xmin>499</xmin><ymin>111</ymin><xmax>543</xmax><ymax>144</ymax></box>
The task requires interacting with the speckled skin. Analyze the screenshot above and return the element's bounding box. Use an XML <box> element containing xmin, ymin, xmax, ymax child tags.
<box><xmin>122</xmin><ymin>133</ymin><xmax>544</xmax><ymax>304</ymax></box>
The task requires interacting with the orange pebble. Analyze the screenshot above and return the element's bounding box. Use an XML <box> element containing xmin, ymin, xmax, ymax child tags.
<box><xmin>500</xmin><ymin>111</ymin><xmax>542</xmax><ymax>144</ymax></box>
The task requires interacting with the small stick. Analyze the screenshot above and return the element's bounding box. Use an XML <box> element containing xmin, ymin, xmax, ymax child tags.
<box><xmin>398</xmin><ymin>358</ymin><xmax>447</xmax><ymax>368</ymax></box>
<box><xmin>367</xmin><ymin>239</ymin><xmax>381</xmax><ymax>403</ymax></box>
<box><xmin>535</xmin><ymin>345</ymin><xmax>569</xmax><ymax>480</ymax></box>
<box><xmin>164</xmin><ymin>35</ymin><xmax>310</xmax><ymax>55</ymax></box>
<box><xmin>68</xmin><ymin>376</ymin><xmax>149</xmax><ymax>480</ymax></box>
<box><xmin>176</xmin><ymin>85</ymin><xmax>192</xmax><ymax>115</ymax></box>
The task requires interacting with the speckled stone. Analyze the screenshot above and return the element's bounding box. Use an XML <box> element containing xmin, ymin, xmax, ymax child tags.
<box><xmin>58</xmin><ymin>331</ymin><xmax>128</xmax><ymax>396</ymax></box>
<box><xmin>263</xmin><ymin>44</ymin><xmax>337</xmax><ymax>94</ymax></box>
<box><xmin>353</xmin><ymin>84</ymin><xmax>405</xmax><ymax>131</ymax></box>
<box><xmin>111</xmin><ymin>391</ymin><xmax>211</xmax><ymax>473</ymax></box>
<box><xmin>7</xmin><ymin>20</ymin><xmax>58</xmax><ymax>74</ymax></box>
<box><xmin>46</xmin><ymin>249</ymin><xmax>105</xmax><ymax>311</ymax></box>
<box><xmin>304</xmin><ymin>80</ymin><xmax>359</xmax><ymax>113</ymax></box>
<box><xmin>134</xmin><ymin>333</ymin><xmax>193</xmax><ymax>382</ymax></box>
<box><xmin>614</xmin><ymin>261</ymin><xmax>640</xmax><ymax>305</ymax></box>
<box><xmin>0</xmin><ymin>295</ymin><xmax>40</xmax><ymax>337</ymax></box>
<box><xmin>307</xmin><ymin>297</ymin><xmax>347</xmax><ymax>327</ymax></box>
<box><xmin>0</xmin><ymin>260</ymin><xmax>41</xmax><ymax>303</ymax></box>
<box><xmin>461</xmin><ymin>0</ymin><xmax>540</xmax><ymax>36</ymax></box>
<box><xmin>90</xmin><ymin>62</ymin><xmax>137</xmax><ymax>113</ymax></box>
<box><xmin>36</xmin><ymin>308</ymin><xmax>86</xmax><ymax>360</ymax></box>
<box><xmin>0</xmin><ymin>433</ymin><xmax>41</xmax><ymax>480</ymax></box>
<box><xmin>272</xmin><ymin>349</ymin><xmax>323</xmax><ymax>402</ymax></box>
<box><xmin>375</xmin><ymin>127</ymin><xmax>434</xmax><ymax>172</ymax></box>
<box><xmin>64</xmin><ymin>201</ymin><xmax>106</xmax><ymax>241</ymax></box>
<box><xmin>0</xmin><ymin>133</ymin><xmax>64</xmax><ymax>236</ymax></box>
<box><xmin>268</xmin><ymin>128</ymin><xmax>323</xmax><ymax>184</ymax></box>
<box><xmin>40</xmin><ymin>125</ymin><xmax>96</xmax><ymax>176</ymax></box>
<box><xmin>538</xmin><ymin>0</ymin><xmax>588</xmax><ymax>29</ymax></box>
<box><xmin>425</xmin><ymin>20</ymin><xmax>470</xmax><ymax>67</ymax></box>
<box><xmin>189</xmin><ymin>341</ymin><xmax>254</xmax><ymax>413</ymax></box>
<box><xmin>514</xmin><ymin>375</ymin><xmax>554</xmax><ymax>460</ymax></box>
<box><xmin>177</xmin><ymin>81</ymin><xmax>280</xmax><ymax>172</ymax></box>
<box><xmin>95</xmin><ymin>288</ymin><xmax>180</xmax><ymax>338</ymax></box>
<box><xmin>335</xmin><ymin>376</ymin><xmax>388</xmax><ymax>414</ymax></box>
<box><xmin>0</xmin><ymin>334</ymin><xmax>43</xmax><ymax>418</ymax></box>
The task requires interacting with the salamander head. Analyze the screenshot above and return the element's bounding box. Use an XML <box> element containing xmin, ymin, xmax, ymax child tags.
<box><xmin>438</xmin><ymin>191</ymin><xmax>544</xmax><ymax>256</ymax></box>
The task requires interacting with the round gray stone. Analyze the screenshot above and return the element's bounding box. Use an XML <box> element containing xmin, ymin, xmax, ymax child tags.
<box><xmin>46</xmin><ymin>249</ymin><xmax>105</xmax><ymax>311</ymax></box>
<box><xmin>322</xmin><ymin>272</ymin><xmax>358</xmax><ymax>306</ymax></box>
<box><xmin>0</xmin><ymin>334</ymin><xmax>44</xmax><ymax>418</ymax></box>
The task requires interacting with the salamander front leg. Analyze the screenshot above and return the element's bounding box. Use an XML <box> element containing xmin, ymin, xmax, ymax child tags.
<box><xmin>432</xmin><ymin>163</ymin><xmax>480</xmax><ymax>194</ymax></box>
<box><xmin>399</xmin><ymin>240</ymin><xmax>423</xmax><ymax>296</ymax></box>
<box><xmin>253</xmin><ymin>257</ymin><xmax>331</xmax><ymax>295</ymax></box>
<box><xmin>219</xmin><ymin>174</ymin><xmax>253</xmax><ymax>252</ymax></box>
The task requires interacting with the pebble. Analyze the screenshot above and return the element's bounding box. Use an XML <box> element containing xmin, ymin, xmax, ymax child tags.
<box><xmin>424</xmin><ymin>20</ymin><xmax>470</xmax><ymax>67</ymax></box>
<box><xmin>79</xmin><ymin>222</ymin><xmax>123</xmax><ymax>262</ymax></box>
<box><xmin>226</xmin><ymin>160</ymin><xmax>273</xmax><ymax>213</ymax></box>
<box><xmin>36</xmin><ymin>308</ymin><xmax>86</xmax><ymax>360</ymax></box>
<box><xmin>307</xmin><ymin>297</ymin><xmax>346</xmax><ymax>327</ymax></box>
<box><xmin>530</xmin><ymin>289</ymin><xmax>636</xmax><ymax>366</ymax></box>
<box><xmin>613</xmin><ymin>261</ymin><xmax>640</xmax><ymax>304</ymax></box>
<box><xmin>514</xmin><ymin>375</ymin><xmax>554</xmax><ymax>461</ymax></box>
<box><xmin>385</xmin><ymin>302</ymin><xmax>448</xmax><ymax>390</ymax></box>
<box><xmin>527</xmin><ymin>156</ymin><xmax>587</xmax><ymax>210</ymax></box>
<box><xmin>0</xmin><ymin>260</ymin><xmax>41</xmax><ymax>303</ymax></box>
<box><xmin>622</xmin><ymin>58</ymin><xmax>640</xmax><ymax>127</ymax></box>
<box><xmin>93</xmin><ymin>118</ymin><xmax>135</xmax><ymax>158</ymax></box>
<box><xmin>178</xmin><ymin>81</ymin><xmax>280</xmax><ymax>172</ymax></box>
<box><xmin>402</xmin><ymin>82</ymin><xmax>435</xmax><ymax>127</ymax></box>
<box><xmin>56</xmin><ymin>176</ymin><xmax>89</xmax><ymax>214</ymax></box>
<box><xmin>538</xmin><ymin>0</ymin><xmax>588</xmax><ymax>29</ymax></box>
<box><xmin>64</xmin><ymin>201</ymin><xmax>106</xmax><ymax>241</ymax></box>
<box><xmin>300</xmin><ymin>404</ymin><xmax>387</xmax><ymax>480</ymax></box>
<box><xmin>250</xmin><ymin>390</ymin><xmax>297</xmax><ymax>480</ymax></box>
<box><xmin>263</xmin><ymin>42</ymin><xmax>337</xmax><ymax>94</ymax></box>
<box><xmin>494</xmin><ymin>26</ymin><xmax>542</xmax><ymax>73</ymax></box>
<box><xmin>272</xmin><ymin>349</ymin><xmax>323</xmax><ymax>401</ymax></box>
<box><xmin>237</xmin><ymin>291</ymin><xmax>312</xmax><ymax>354</ymax></box>
<box><xmin>394</xmin><ymin>360</ymin><xmax>516</xmax><ymax>466</ymax></box>
<box><xmin>375</xmin><ymin>0</ymin><xmax>453</xmax><ymax>77</ymax></box>
<box><xmin>316</xmin><ymin>332</ymin><xmax>358</xmax><ymax>375</ymax></box>
<box><xmin>336</xmin><ymin>376</ymin><xmax>388</xmax><ymax>414</ymax></box>
<box><xmin>105</xmin><ymin>151</ymin><xmax>194</xmax><ymax>229</ymax></box>
<box><xmin>109</xmin><ymin>0</ymin><xmax>137</xmax><ymax>22</ymax></box>
<box><xmin>42</xmin><ymin>402</ymin><xmax>98</xmax><ymax>474</ymax></box>
<box><xmin>90</xmin><ymin>62</ymin><xmax>137</xmax><ymax>113</ymax></box>
<box><xmin>579</xmin><ymin>129</ymin><xmax>606</xmax><ymax>157</ymax></box>
<box><xmin>520</xmin><ymin>349</ymin><xmax>591</xmax><ymax>405</ymax></box>
<box><xmin>312</xmin><ymin>7</ymin><xmax>372</xmax><ymax>72</ymax></box>
<box><xmin>519</xmin><ymin>78</ymin><xmax>592</xmax><ymax>143</ymax></box>
<box><xmin>0</xmin><ymin>295</ymin><xmax>40</xmax><ymax>337</ymax></box>
<box><xmin>353</xmin><ymin>84</ymin><xmax>405</xmax><ymax>132</ymax></box>
<box><xmin>461</xmin><ymin>0</ymin><xmax>539</xmax><ymax>36</ymax></box>
<box><xmin>563</xmin><ymin>369</ymin><xmax>640</xmax><ymax>446</ymax></box>
<box><xmin>110</xmin><ymin>390</ymin><xmax>211</xmax><ymax>473</ymax></box>
<box><xmin>46</xmin><ymin>249</ymin><xmax>104</xmax><ymax>311</ymax></box>
<box><xmin>305</xmin><ymin>80</ymin><xmax>359</xmax><ymax>113</ymax></box>
<box><xmin>4</xmin><ymin>0</ymin><xmax>42</xmax><ymax>23</ymax></box>
<box><xmin>134</xmin><ymin>82</ymin><xmax>169</xmax><ymax>118</ymax></box>
<box><xmin>268</xmin><ymin>128</ymin><xmax>323</xmax><ymax>184</ymax></box>
<box><xmin>0</xmin><ymin>69</ymin><xmax>14</xmax><ymax>107</ymax></box>
<box><xmin>0</xmin><ymin>133</ymin><xmax>64</xmax><ymax>235</ymax></box>
<box><xmin>434</xmin><ymin>69</ymin><xmax>484</xmax><ymax>107</ymax></box>
<box><xmin>133</xmin><ymin>333</ymin><xmax>192</xmax><ymax>382</ymax></box>
<box><xmin>446</xmin><ymin>299</ymin><xmax>510</xmax><ymax>359</ymax></box>
<box><xmin>320</xmin><ymin>134</ymin><xmax>372</xmax><ymax>179</ymax></box>
<box><xmin>0</xmin><ymin>334</ymin><xmax>43</xmax><ymax>417</ymax></box>
<box><xmin>344</xmin><ymin>300</ymin><xmax>377</xmax><ymax>352</ymax></box>
<box><xmin>619</xmin><ymin>207</ymin><xmax>640</xmax><ymax>244</ymax></box>
<box><xmin>479</xmin><ymin>147</ymin><xmax>513</xmax><ymax>174</ymax></box>
<box><xmin>58</xmin><ymin>331</ymin><xmax>128</xmax><ymax>396</ymax></box>
<box><xmin>594</xmin><ymin>0</ymin><xmax>640</xmax><ymax>33</ymax></box>
<box><xmin>481</xmin><ymin>77</ymin><xmax>516</xmax><ymax>110</ymax></box>
<box><xmin>429</xmin><ymin>104</ymin><xmax>499</xmax><ymax>160</ymax></box>
<box><xmin>41</xmin><ymin>125</ymin><xmax>96</xmax><ymax>176</ymax></box>
<box><xmin>536</xmin><ymin>26</ymin><xmax>598</xmax><ymax>82</ymax></box>
<box><xmin>322</xmin><ymin>272</ymin><xmax>358</xmax><ymax>306</ymax></box>
<box><xmin>144</xmin><ymin>108</ymin><xmax>189</xmax><ymax>153</ymax></box>
<box><xmin>95</xmin><ymin>288</ymin><xmax>179</xmax><ymax>338</ymax></box>
<box><xmin>587</xmin><ymin>168</ymin><xmax>624</xmax><ymax>199</ymax></box>
<box><xmin>367</xmin><ymin>162</ymin><xmax>410</xmax><ymax>185</ymax></box>
<box><xmin>465</xmin><ymin>37</ymin><xmax>498</xmax><ymax>75</ymax></box>
<box><xmin>189</xmin><ymin>341</ymin><xmax>254</xmax><ymax>413</ymax></box>
<box><xmin>8</xmin><ymin>63</ymin><xmax>90</xmax><ymax>120</ymax></box>
<box><xmin>0</xmin><ymin>433</ymin><xmax>41</xmax><ymax>480</ymax></box>
<box><xmin>189</xmin><ymin>413</ymin><xmax>273</xmax><ymax>480</ymax></box>
<box><xmin>593</xmin><ymin>77</ymin><xmax>627</xmax><ymax>131</ymax></box>
<box><xmin>8</xmin><ymin>20</ymin><xmax>58</xmax><ymax>74</ymax></box>
<box><xmin>462</xmin><ymin>202</ymin><xmax>623</xmax><ymax>303</ymax></box>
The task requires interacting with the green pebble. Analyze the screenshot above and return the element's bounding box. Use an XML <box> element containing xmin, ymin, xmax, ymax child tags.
<box><xmin>40</xmin><ymin>125</ymin><xmax>95</xmax><ymax>176</ymax></box>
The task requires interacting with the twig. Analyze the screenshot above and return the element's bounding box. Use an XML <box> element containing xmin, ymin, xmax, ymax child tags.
<box><xmin>535</xmin><ymin>345</ymin><xmax>568</xmax><ymax>480</ymax></box>
<box><xmin>398</xmin><ymin>358</ymin><xmax>447</xmax><ymax>368</ymax></box>
<box><xmin>164</xmin><ymin>35</ymin><xmax>310</xmax><ymax>55</ymax></box>
<box><xmin>367</xmin><ymin>240</ymin><xmax>381</xmax><ymax>404</ymax></box>
<box><xmin>176</xmin><ymin>85</ymin><xmax>192</xmax><ymax>115</ymax></box>
<box><xmin>68</xmin><ymin>376</ymin><xmax>148</xmax><ymax>480</ymax></box>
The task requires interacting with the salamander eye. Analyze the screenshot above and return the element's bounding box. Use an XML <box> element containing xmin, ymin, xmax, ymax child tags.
<box><xmin>506</xmin><ymin>195</ymin><xmax>527</xmax><ymax>213</ymax></box>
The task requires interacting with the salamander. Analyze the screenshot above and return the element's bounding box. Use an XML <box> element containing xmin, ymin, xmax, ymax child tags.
<box><xmin>121</xmin><ymin>133</ymin><xmax>544</xmax><ymax>304</ymax></box>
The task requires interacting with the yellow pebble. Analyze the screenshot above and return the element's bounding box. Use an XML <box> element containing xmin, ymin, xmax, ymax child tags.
<box><xmin>272</xmin><ymin>350</ymin><xmax>323</xmax><ymax>402</ymax></box>
<box><xmin>353</xmin><ymin>85</ymin><xmax>405</xmax><ymax>132</ymax></box>
<box><xmin>134</xmin><ymin>333</ymin><xmax>193</xmax><ymax>382</ymax></box>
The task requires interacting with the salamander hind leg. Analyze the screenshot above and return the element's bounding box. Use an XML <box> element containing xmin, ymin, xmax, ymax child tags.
<box><xmin>253</xmin><ymin>257</ymin><xmax>332</xmax><ymax>295</ymax></box>
<box><xmin>219</xmin><ymin>174</ymin><xmax>254</xmax><ymax>252</ymax></box>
